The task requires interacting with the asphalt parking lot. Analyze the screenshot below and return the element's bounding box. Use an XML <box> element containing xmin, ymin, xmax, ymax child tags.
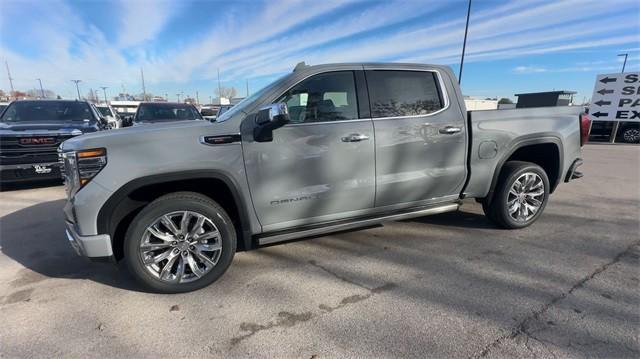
<box><xmin>1</xmin><ymin>144</ymin><xmax>638</xmax><ymax>358</ymax></box>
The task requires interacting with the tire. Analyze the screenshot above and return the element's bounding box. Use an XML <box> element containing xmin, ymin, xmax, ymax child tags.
<box><xmin>483</xmin><ymin>161</ymin><xmax>550</xmax><ymax>229</ymax></box>
<box><xmin>621</xmin><ymin>127</ymin><xmax>640</xmax><ymax>144</ymax></box>
<box><xmin>124</xmin><ymin>191</ymin><xmax>236</xmax><ymax>293</ymax></box>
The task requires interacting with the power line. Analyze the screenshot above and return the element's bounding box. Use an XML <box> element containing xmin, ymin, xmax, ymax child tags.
<box><xmin>37</xmin><ymin>78</ymin><xmax>45</xmax><ymax>98</ymax></box>
<box><xmin>618</xmin><ymin>53</ymin><xmax>628</xmax><ymax>73</ymax></box>
<box><xmin>100</xmin><ymin>86</ymin><xmax>108</xmax><ymax>104</ymax></box>
<box><xmin>71</xmin><ymin>80</ymin><xmax>82</xmax><ymax>100</ymax></box>
<box><xmin>458</xmin><ymin>0</ymin><xmax>472</xmax><ymax>84</ymax></box>
<box><xmin>5</xmin><ymin>61</ymin><xmax>15</xmax><ymax>98</ymax></box>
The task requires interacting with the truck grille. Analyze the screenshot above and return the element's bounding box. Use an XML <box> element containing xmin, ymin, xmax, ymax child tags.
<box><xmin>0</xmin><ymin>134</ymin><xmax>74</xmax><ymax>165</ymax></box>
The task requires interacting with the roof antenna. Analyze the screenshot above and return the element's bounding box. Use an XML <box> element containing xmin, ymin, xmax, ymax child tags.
<box><xmin>293</xmin><ymin>61</ymin><xmax>307</xmax><ymax>72</ymax></box>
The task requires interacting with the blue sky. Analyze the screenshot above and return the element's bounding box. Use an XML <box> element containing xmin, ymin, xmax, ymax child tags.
<box><xmin>1</xmin><ymin>0</ymin><xmax>639</xmax><ymax>103</ymax></box>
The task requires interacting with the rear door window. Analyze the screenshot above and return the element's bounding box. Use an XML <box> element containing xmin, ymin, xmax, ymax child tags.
<box><xmin>366</xmin><ymin>70</ymin><xmax>444</xmax><ymax>118</ymax></box>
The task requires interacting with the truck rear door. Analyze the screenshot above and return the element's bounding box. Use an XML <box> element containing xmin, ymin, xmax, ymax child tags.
<box><xmin>364</xmin><ymin>66</ymin><xmax>468</xmax><ymax>208</ymax></box>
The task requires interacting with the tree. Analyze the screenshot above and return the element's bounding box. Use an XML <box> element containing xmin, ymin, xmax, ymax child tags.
<box><xmin>498</xmin><ymin>98</ymin><xmax>514</xmax><ymax>104</ymax></box>
<box><xmin>26</xmin><ymin>88</ymin><xmax>57</xmax><ymax>99</ymax></box>
<box><xmin>215</xmin><ymin>86</ymin><xmax>237</xmax><ymax>99</ymax></box>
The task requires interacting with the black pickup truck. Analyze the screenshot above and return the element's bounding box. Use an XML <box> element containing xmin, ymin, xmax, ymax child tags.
<box><xmin>0</xmin><ymin>100</ymin><xmax>106</xmax><ymax>184</ymax></box>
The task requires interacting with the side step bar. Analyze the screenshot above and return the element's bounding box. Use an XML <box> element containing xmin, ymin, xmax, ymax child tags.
<box><xmin>258</xmin><ymin>203</ymin><xmax>460</xmax><ymax>246</ymax></box>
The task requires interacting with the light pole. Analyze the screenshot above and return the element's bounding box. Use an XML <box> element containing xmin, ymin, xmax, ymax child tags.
<box><xmin>176</xmin><ymin>93</ymin><xmax>181</xmax><ymax>102</ymax></box>
<box><xmin>36</xmin><ymin>78</ymin><xmax>45</xmax><ymax>98</ymax></box>
<box><xmin>71</xmin><ymin>80</ymin><xmax>82</xmax><ymax>100</ymax></box>
<box><xmin>458</xmin><ymin>0</ymin><xmax>472</xmax><ymax>84</ymax></box>
<box><xmin>100</xmin><ymin>86</ymin><xmax>108</xmax><ymax>104</ymax></box>
<box><xmin>618</xmin><ymin>53</ymin><xmax>628</xmax><ymax>73</ymax></box>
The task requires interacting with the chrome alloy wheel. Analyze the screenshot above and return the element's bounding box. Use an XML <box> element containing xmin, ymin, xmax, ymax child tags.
<box><xmin>507</xmin><ymin>172</ymin><xmax>545</xmax><ymax>223</ymax></box>
<box><xmin>623</xmin><ymin>128</ymin><xmax>640</xmax><ymax>143</ymax></box>
<box><xmin>139</xmin><ymin>211</ymin><xmax>222</xmax><ymax>284</ymax></box>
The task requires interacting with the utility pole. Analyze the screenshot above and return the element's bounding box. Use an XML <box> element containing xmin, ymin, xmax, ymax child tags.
<box><xmin>140</xmin><ymin>67</ymin><xmax>147</xmax><ymax>101</ymax></box>
<box><xmin>176</xmin><ymin>93</ymin><xmax>181</xmax><ymax>102</ymax></box>
<box><xmin>246</xmin><ymin>79</ymin><xmax>249</xmax><ymax>97</ymax></box>
<box><xmin>5</xmin><ymin>61</ymin><xmax>15</xmax><ymax>98</ymax></box>
<box><xmin>458</xmin><ymin>0</ymin><xmax>472</xmax><ymax>84</ymax></box>
<box><xmin>71</xmin><ymin>80</ymin><xmax>82</xmax><ymax>100</ymax></box>
<box><xmin>196</xmin><ymin>90</ymin><xmax>199</xmax><ymax>105</ymax></box>
<box><xmin>217</xmin><ymin>68</ymin><xmax>222</xmax><ymax>101</ymax></box>
<box><xmin>209</xmin><ymin>96</ymin><xmax>212</xmax><ymax>104</ymax></box>
<box><xmin>100</xmin><ymin>86</ymin><xmax>108</xmax><ymax>104</ymax></box>
<box><xmin>618</xmin><ymin>53</ymin><xmax>628</xmax><ymax>73</ymax></box>
<box><xmin>36</xmin><ymin>78</ymin><xmax>45</xmax><ymax>98</ymax></box>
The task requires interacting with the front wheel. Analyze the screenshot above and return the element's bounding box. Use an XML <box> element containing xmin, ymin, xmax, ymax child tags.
<box><xmin>124</xmin><ymin>192</ymin><xmax>236</xmax><ymax>293</ymax></box>
<box><xmin>483</xmin><ymin>161</ymin><xmax>550</xmax><ymax>229</ymax></box>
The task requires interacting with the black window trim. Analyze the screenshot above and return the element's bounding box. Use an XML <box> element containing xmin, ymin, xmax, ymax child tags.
<box><xmin>275</xmin><ymin>70</ymin><xmax>369</xmax><ymax>127</ymax></box>
<box><xmin>364</xmin><ymin>68</ymin><xmax>450</xmax><ymax>120</ymax></box>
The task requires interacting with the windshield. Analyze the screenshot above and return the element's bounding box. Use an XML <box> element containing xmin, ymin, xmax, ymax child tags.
<box><xmin>0</xmin><ymin>101</ymin><xmax>95</xmax><ymax>123</ymax></box>
<box><xmin>135</xmin><ymin>103</ymin><xmax>202</xmax><ymax>122</ymax></box>
<box><xmin>96</xmin><ymin>106</ymin><xmax>113</xmax><ymax>117</ymax></box>
<box><xmin>216</xmin><ymin>74</ymin><xmax>286</xmax><ymax>122</ymax></box>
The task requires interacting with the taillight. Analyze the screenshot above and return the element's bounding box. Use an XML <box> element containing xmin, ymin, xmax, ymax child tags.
<box><xmin>579</xmin><ymin>113</ymin><xmax>590</xmax><ymax>147</ymax></box>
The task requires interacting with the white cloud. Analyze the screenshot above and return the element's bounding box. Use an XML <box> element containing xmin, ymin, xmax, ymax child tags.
<box><xmin>1</xmin><ymin>0</ymin><xmax>638</xmax><ymax>97</ymax></box>
<box><xmin>514</xmin><ymin>66</ymin><xmax>547</xmax><ymax>73</ymax></box>
<box><xmin>116</xmin><ymin>0</ymin><xmax>178</xmax><ymax>48</ymax></box>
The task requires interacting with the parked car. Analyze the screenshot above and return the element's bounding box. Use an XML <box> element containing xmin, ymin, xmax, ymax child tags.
<box><xmin>1</xmin><ymin>100</ymin><xmax>106</xmax><ymax>184</ymax></box>
<box><xmin>60</xmin><ymin>63</ymin><xmax>587</xmax><ymax>293</ymax></box>
<box><xmin>95</xmin><ymin>104</ymin><xmax>122</xmax><ymax>129</ymax></box>
<box><xmin>216</xmin><ymin>104</ymin><xmax>233</xmax><ymax>118</ymax></box>
<box><xmin>200</xmin><ymin>107</ymin><xmax>217</xmax><ymax>122</ymax></box>
<box><xmin>617</xmin><ymin>122</ymin><xmax>640</xmax><ymax>144</ymax></box>
<box><xmin>132</xmin><ymin>102</ymin><xmax>204</xmax><ymax>126</ymax></box>
<box><xmin>0</xmin><ymin>102</ymin><xmax>9</xmax><ymax>114</ymax></box>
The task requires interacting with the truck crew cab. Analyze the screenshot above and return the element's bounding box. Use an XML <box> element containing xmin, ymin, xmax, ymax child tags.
<box><xmin>59</xmin><ymin>63</ymin><xmax>587</xmax><ymax>293</ymax></box>
<box><xmin>1</xmin><ymin>100</ymin><xmax>106</xmax><ymax>184</ymax></box>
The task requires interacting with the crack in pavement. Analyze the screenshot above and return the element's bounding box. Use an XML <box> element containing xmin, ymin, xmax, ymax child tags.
<box><xmin>228</xmin><ymin>261</ymin><xmax>396</xmax><ymax>347</ymax></box>
<box><xmin>470</xmin><ymin>241</ymin><xmax>640</xmax><ymax>359</ymax></box>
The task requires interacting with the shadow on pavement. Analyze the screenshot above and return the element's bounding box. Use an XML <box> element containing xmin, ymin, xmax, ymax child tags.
<box><xmin>0</xmin><ymin>180</ymin><xmax>63</xmax><ymax>192</ymax></box>
<box><xmin>0</xmin><ymin>199</ymin><xmax>141</xmax><ymax>291</ymax></box>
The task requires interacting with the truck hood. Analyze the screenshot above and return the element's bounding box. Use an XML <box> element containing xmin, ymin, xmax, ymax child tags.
<box><xmin>0</xmin><ymin>121</ymin><xmax>97</xmax><ymax>135</ymax></box>
<box><xmin>60</xmin><ymin>119</ymin><xmax>239</xmax><ymax>152</ymax></box>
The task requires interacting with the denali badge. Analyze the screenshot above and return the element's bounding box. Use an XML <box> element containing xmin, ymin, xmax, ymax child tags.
<box><xmin>33</xmin><ymin>165</ymin><xmax>52</xmax><ymax>174</ymax></box>
<box><xmin>19</xmin><ymin>137</ymin><xmax>56</xmax><ymax>145</ymax></box>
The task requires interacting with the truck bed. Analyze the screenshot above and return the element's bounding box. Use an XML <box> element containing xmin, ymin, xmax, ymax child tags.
<box><xmin>463</xmin><ymin>106</ymin><xmax>583</xmax><ymax>199</ymax></box>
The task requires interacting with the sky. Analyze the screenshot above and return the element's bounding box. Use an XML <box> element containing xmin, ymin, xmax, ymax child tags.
<box><xmin>1</xmin><ymin>0</ymin><xmax>639</xmax><ymax>103</ymax></box>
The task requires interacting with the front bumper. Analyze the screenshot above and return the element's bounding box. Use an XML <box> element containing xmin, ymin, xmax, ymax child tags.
<box><xmin>0</xmin><ymin>161</ymin><xmax>62</xmax><ymax>183</ymax></box>
<box><xmin>65</xmin><ymin>220</ymin><xmax>113</xmax><ymax>258</ymax></box>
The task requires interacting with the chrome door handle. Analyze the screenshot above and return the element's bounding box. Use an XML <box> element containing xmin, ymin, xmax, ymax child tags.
<box><xmin>341</xmin><ymin>133</ymin><xmax>370</xmax><ymax>142</ymax></box>
<box><xmin>439</xmin><ymin>126</ymin><xmax>462</xmax><ymax>135</ymax></box>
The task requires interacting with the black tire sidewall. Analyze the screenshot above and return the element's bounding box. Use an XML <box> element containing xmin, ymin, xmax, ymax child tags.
<box><xmin>494</xmin><ymin>162</ymin><xmax>550</xmax><ymax>229</ymax></box>
<box><xmin>124</xmin><ymin>193</ymin><xmax>236</xmax><ymax>293</ymax></box>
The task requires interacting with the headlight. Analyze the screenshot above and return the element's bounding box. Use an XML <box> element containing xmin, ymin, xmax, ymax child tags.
<box><xmin>61</xmin><ymin>148</ymin><xmax>107</xmax><ymax>196</ymax></box>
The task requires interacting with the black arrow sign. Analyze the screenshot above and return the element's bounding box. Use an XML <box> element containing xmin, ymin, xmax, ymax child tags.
<box><xmin>597</xmin><ymin>89</ymin><xmax>614</xmax><ymax>95</ymax></box>
<box><xmin>592</xmin><ymin>111</ymin><xmax>608</xmax><ymax>118</ymax></box>
<box><xmin>594</xmin><ymin>100</ymin><xmax>611</xmax><ymax>106</ymax></box>
<box><xmin>599</xmin><ymin>77</ymin><xmax>617</xmax><ymax>84</ymax></box>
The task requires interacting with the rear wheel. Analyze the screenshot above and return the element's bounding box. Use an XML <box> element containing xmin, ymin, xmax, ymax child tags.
<box><xmin>124</xmin><ymin>192</ymin><xmax>236</xmax><ymax>293</ymax></box>
<box><xmin>483</xmin><ymin>161</ymin><xmax>549</xmax><ymax>229</ymax></box>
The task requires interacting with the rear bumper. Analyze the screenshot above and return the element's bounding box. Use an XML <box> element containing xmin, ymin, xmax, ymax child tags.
<box><xmin>65</xmin><ymin>220</ymin><xmax>113</xmax><ymax>258</ymax></box>
<box><xmin>0</xmin><ymin>161</ymin><xmax>62</xmax><ymax>183</ymax></box>
<box><xmin>565</xmin><ymin>158</ymin><xmax>584</xmax><ymax>182</ymax></box>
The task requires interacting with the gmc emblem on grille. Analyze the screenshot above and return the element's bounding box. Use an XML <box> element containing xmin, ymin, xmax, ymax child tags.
<box><xmin>19</xmin><ymin>137</ymin><xmax>56</xmax><ymax>145</ymax></box>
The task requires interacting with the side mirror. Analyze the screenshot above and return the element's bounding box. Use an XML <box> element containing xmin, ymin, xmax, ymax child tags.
<box><xmin>253</xmin><ymin>103</ymin><xmax>290</xmax><ymax>142</ymax></box>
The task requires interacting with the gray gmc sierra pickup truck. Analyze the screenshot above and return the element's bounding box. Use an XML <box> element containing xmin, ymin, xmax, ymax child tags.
<box><xmin>59</xmin><ymin>63</ymin><xmax>588</xmax><ymax>293</ymax></box>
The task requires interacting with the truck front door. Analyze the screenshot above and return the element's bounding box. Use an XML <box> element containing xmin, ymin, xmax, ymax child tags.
<box><xmin>242</xmin><ymin>70</ymin><xmax>376</xmax><ymax>232</ymax></box>
<box><xmin>365</xmin><ymin>66</ymin><xmax>468</xmax><ymax>208</ymax></box>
